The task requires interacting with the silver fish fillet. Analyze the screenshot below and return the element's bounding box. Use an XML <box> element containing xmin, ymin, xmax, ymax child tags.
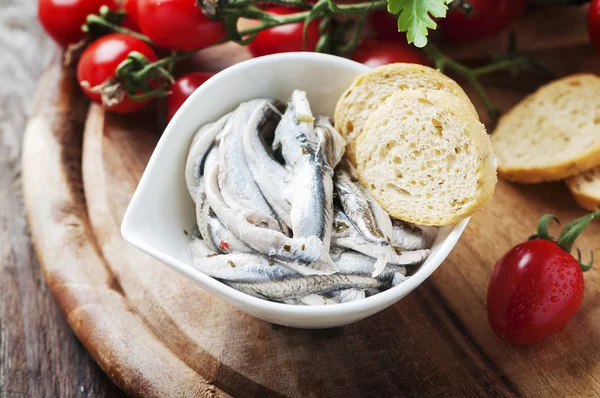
<box><xmin>334</xmin><ymin>160</ymin><xmax>395</xmax><ymax>276</ymax></box>
<box><xmin>203</xmin><ymin>147</ymin><xmax>337</xmax><ymax>274</ymax></box>
<box><xmin>326</xmin><ymin>288</ymin><xmax>366</xmax><ymax>303</ymax></box>
<box><xmin>273</xmin><ymin>90</ymin><xmax>319</xmax><ymax>167</ymax></box>
<box><xmin>391</xmin><ymin>220</ymin><xmax>439</xmax><ymax>251</ymax></box>
<box><xmin>217</xmin><ymin>99</ymin><xmax>284</xmax><ymax>233</ymax></box>
<box><xmin>282</xmin><ymin>288</ymin><xmax>365</xmax><ymax>305</ymax></box>
<box><xmin>290</xmin><ymin>155</ymin><xmax>333</xmax><ymax>244</ymax></box>
<box><xmin>242</xmin><ymin>101</ymin><xmax>294</xmax><ymax>228</ymax></box>
<box><xmin>195</xmin><ymin>180</ymin><xmax>251</xmax><ymax>254</ymax></box>
<box><xmin>185</xmin><ymin>113</ymin><xmax>230</xmax><ymax>202</ymax></box>
<box><xmin>315</xmin><ymin>116</ymin><xmax>345</xmax><ymax>169</ymax></box>
<box><xmin>191</xmin><ymin>241</ymin><xmax>405</xmax><ymax>300</ymax></box>
<box><xmin>282</xmin><ymin>294</ymin><xmax>339</xmax><ymax>306</ymax></box>
<box><xmin>332</xmin><ymin>209</ymin><xmax>430</xmax><ymax>268</ymax></box>
<box><xmin>275</xmin><ymin>91</ymin><xmax>334</xmax><ymax>257</ymax></box>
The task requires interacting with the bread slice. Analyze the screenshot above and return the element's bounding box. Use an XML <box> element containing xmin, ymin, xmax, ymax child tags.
<box><xmin>492</xmin><ymin>74</ymin><xmax>600</xmax><ymax>183</ymax></box>
<box><xmin>335</xmin><ymin>63</ymin><xmax>477</xmax><ymax>164</ymax></box>
<box><xmin>355</xmin><ymin>89</ymin><xmax>496</xmax><ymax>226</ymax></box>
<box><xmin>566</xmin><ymin>167</ymin><xmax>600</xmax><ymax>211</ymax></box>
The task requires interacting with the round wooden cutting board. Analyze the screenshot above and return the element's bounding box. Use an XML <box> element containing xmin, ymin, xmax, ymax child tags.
<box><xmin>23</xmin><ymin>40</ymin><xmax>600</xmax><ymax>397</ymax></box>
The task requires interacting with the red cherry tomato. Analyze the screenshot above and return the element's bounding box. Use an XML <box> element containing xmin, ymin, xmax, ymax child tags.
<box><xmin>488</xmin><ymin>239</ymin><xmax>584</xmax><ymax>344</ymax></box>
<box><xmin>77</xmin><ymin>33</ymin><xmax>158</xmax><ymax>113</ymax></box>
<box><xmin>438</xmin><ymin>0</ymin><xmax>525</xmax><ymax>43</ymax></box>
<box><xmin>137</xmin><ymin>0</ymin><xmax>227</xmax><ymax>51</ymax></box>
<box><xmin>486</xmin><ymin>211</ymin><xmax>600</xmax><ymax>345</ymax></box>
<box><xmin>248</xmin><ymin>6</ymin><xmax>320</xmax><ymax>57</ymax></box>
<box><xmin>167</xmin><ymin>72</ymin><xmax>214</xmax><ymax>121</ymax></box>
<box><xmin>122</xmin><ymin>0</ymin><xmax>141</xmax><ymax>31</ymax></box>
<box><xmin>588</xmin><ymin>0</ymin><xmax>600</xmax><ymax>56</ymax></box>
<box><xmin>352</xmin><ymin>40</ymin><xmax>427</xmax><ymax>68</ymax></box>
<box><xmin>368</xmin><ymin>10</ymin><xmax>407</xmax><ymax>41</ymax></box>
<box><xmin>38</xmin><ymin>0</ymin><xmax>118</xmax><ymax>47</ymax></box>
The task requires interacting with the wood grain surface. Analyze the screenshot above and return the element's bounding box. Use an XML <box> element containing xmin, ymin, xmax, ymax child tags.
<box><xmin>5</xmin><ymin>2</ymin><xmax>600</xmax><ymax>397</ymax></box>
<box><xmin>0</xmin><ymin>1</ymin><xmax>124</xmax><ymax>396</ymax></box>
<box><xmin>73</xmin><ymin>44</ymin><xmax>600</xmax><ymax>397</ymax></box>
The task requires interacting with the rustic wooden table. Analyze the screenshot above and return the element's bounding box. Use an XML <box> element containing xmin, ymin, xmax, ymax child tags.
<box><xmin>2</xmin><ymin>2</ymin><xmax>599</xmax><ymax>397</ymax></box>
<box><xmin>0</xmin><ymin>1</ymin><xmax>124</xmax><ymax>395</ymax></box>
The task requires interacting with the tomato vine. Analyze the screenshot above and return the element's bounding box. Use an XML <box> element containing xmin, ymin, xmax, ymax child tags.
<box><xmin>81</xmin><ymin>0</ymin><xmax>543</xmax><ymax>119</ymax></box>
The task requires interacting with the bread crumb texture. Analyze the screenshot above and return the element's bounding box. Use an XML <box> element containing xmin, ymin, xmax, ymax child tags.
<box><xmin>335</xmin><ymin>63</ymin><xmax>477</xmax><ymax>165</ymax></box>
<box><xmin>356</xmin><ymin>89</ymin><xmax>496</xmax><ymax>226</ymax></box>
<box><xmin>567</xmin><ymin>166</ymin><xmax>600</xmax><ymax>211</ymax></box>
<box><xmin>492</xmin><ymin>74</ymin><xmax>600</xmax><ymax>183</ymax></box>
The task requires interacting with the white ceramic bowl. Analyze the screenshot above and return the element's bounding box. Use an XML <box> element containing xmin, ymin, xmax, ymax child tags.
<box><xmin>121</xmin><ymin>52</ymin><xmax>469</xmax><ymax>329</ymax></box>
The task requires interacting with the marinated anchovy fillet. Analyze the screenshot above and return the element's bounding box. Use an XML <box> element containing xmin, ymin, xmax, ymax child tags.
<box><xmin>326</xmin><ymin>288</ymin><xmax>366</xmax><ymax>303</ymax></box>
<box><xmin>332</xmin><ymin>209</ymin><xmax>429</xmax><ymax>268</ymax></box>
<box><xmin>282</xmin><ymin>295</ymin><xmax>339</xmax><ymax>306</ymax></box>
<box><xmin>204</xmin><ymin>147</ymin><xmax>337</xmax><ymax>274</ymax></box>
<box><xmin>191</xmin><ymin>241</ymin><xmax>405</xmax><ymax>300</ymax></box>
<box><xmin>243</xmin><ymin>101</ymin><xmax>293</xmax><ymax>228</ymax></box>
<box><xmin>316</xmin><ymin>116</ymin><xmax>345</xmax><ymax>169</ymax></box>
<box><xmin>290</xmin><ymin>154</ymin><xmax>334</xmax><ymax>245</ymax></box>
<box><xmin>275</xmin><ymin>90</ymin><xmax>335</xmax><ymax>258</ymax></box>
<box><xmin>273</xmin><ymin>90</ymin><xmax>319</xmax><ymax>167</ymax></box>
<box><xmin>391</xmin><ymin>219</ymin><xmax>439</xmax><ymax>251</ymax></box>
<box><xmin>195</xmin><ymin>181</ymin><xmax>251</xmax><ymax>254</ymax></box>
<box><xmin>334</xmin><ymin>160</ymin><xmax>395</xmax><ymax>276</ymax></box>
<box><xmin>186</xmin><ymin>91</ymin><xmax>435</xmax><ymax>304</ymax></box>
<box><xmin>218</xmin><ymin>99</ymin><xmax>284</xmax><ymax>233</ymax></box>
<box><xmin>282</xmin><ymin>289</ymin><xmax>364</xmax><ymax>305</ymax></box>
<box><xmin>185</xmin><ymin>113</ymin><xmax>230</xmax><ymax>202</ymax></box>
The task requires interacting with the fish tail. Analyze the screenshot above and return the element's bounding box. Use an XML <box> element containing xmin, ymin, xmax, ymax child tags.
<box><xmin>371</xmin><ymin>251</ymin><xmax>390</xmax><ymax>278</ymax></box>
<box><xmin>392</xmin><ymin>272</ymin><xmax>408</xmax><ymax>286</ymax></box>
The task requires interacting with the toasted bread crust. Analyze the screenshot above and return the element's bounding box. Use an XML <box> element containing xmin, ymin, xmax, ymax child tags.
<box><xmin>566</xmin><ymin>168</ymin><xmax>600</xmax><ymax>211</ymax></box>
<box><xmin>492</xmin><ymin>74</ymin><xmax>600</xmax><ymax>183</ymax></box>
<box><xmin>335</xmin><ymin>63</ymin><xmax>477</xmax><ymax>165</ymax></box>
<box><xmin>498</xmin><ymin>151</ymin><xmax>600</xmax><ymax>183</ymax></box>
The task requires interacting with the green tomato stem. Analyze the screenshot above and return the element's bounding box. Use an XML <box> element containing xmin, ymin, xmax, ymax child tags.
<box><xmin>336</xmin><ymin>11</ymin><xmax>368</xmax><ymax>54</ymax></box>
<box><xmin>131</xmin><ymin>51</ymin><xmax>194</xmax><ymax>82</ymax></box>
<box><xmin>84</xmin><ymin>14</ymin><xmax>157</xmax><ymax>46</ymax></box>
<box><xmin>556</xmin><ymin>211</ymin><xmax>600</xmax><ymax>255</ymax></box>
<box><xmin>236</xmin><ymin>0</ymin><xmax>386</xmax><ymax>36</ymax></box>
<box><xmin>424</xmin><ymin>44</ymin><xmax>533</xmax><ymax>121</ymax></box>
<box><xmin>577</xmin><ymin>249</ymin><xmax>594</xmax><ymax>272</ymax></box>
<box><xmin>532</xmin><ymin>211</ymin><xmax>600</xmax><ymax>272</ymax></box>
<box><xmin>536</xmin><ymin>214</ymin><xmax>561</xmax><ymax>241</ymax></box>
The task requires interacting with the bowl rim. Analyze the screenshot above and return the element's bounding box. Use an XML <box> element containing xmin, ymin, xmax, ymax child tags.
<box><xmin>122</xmin><ymin>52</ymin><xmax>470</xmax><ymax>318</ymax></box>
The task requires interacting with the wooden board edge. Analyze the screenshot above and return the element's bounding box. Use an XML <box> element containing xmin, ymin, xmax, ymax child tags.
<box><xmin>21</xmin><ymin>55</ymin><xmax>226</xmax><ymax>398</ymax></box>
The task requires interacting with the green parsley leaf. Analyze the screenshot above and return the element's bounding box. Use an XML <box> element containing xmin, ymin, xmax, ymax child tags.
<box><xmin>387</xmin><ymin>0</ymin><xmax>452</xmax><ymax>48</ymax></box>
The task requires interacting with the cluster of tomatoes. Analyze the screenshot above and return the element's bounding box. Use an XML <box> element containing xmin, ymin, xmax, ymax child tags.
<box><xmin>38</xmin><ymin>0</ymin><xmax>227</xmax><ymax>115</ymax></box>
<box><xmin>38</xmin><ymin>0</ymin><xmax>532</xmax><ymax>117</ymax></box>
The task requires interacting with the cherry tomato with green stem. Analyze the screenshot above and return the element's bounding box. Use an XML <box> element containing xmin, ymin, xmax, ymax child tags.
<box><xmin>167</xmin><ymin>72</ymin><xmax>214</xmax><ymax>121</ymax></box>
<box><xmin>38</xmin><ymin>0</ymin><xmax>118</xmax><ymax>47</ymax></box>
<box><xmin>248</xmin><ymin>6</ymin><xmax>320</xmax><ymax>57</ymax></box>
<box><xmin>137</xmin><ymin>0</ymin><xmax>227</xmax><ymax>51</ymax></box>
<box><xmin>352</xmin><ymin>39</ymin><xmax>427</xmax><ymax>68</ymax></box>
<box><xmin>487</xmin><ymin>213</ymin><xmax>598</xmax><ymax>345</ymax></box>
<box><xmin>438</xmin><ymin>0</ymin><xmax>525</xmax><ymax>43</ymax></box>
<box><xmin>77</xmin><ymin>33</ymin><xmax>158</xmax><ymax>113</ymax></box>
